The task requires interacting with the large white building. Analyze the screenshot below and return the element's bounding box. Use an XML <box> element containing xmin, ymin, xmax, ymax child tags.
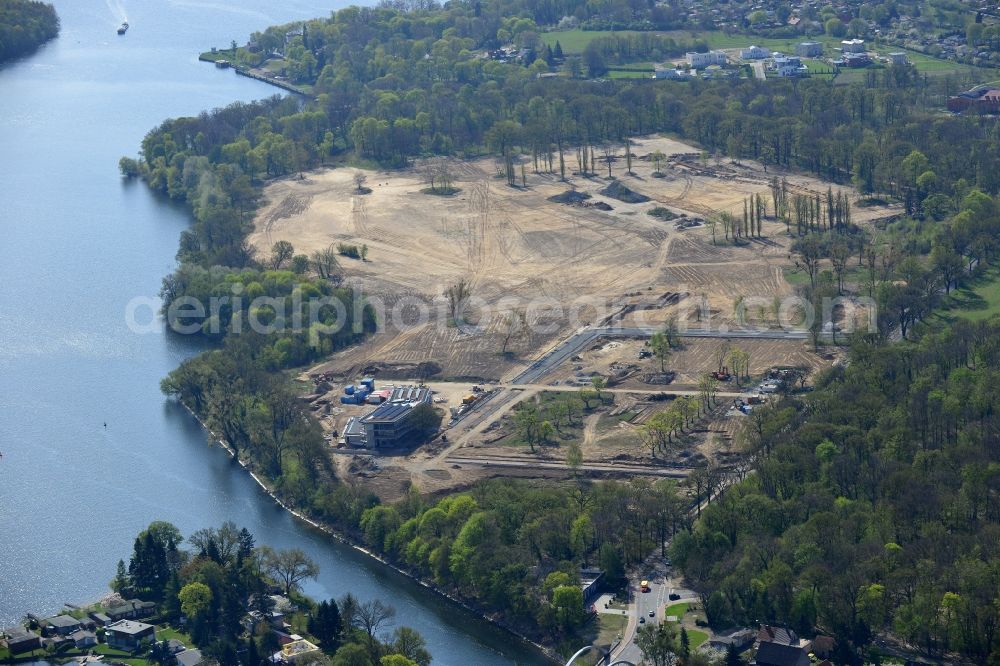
<box><xmin>686</xmin><ymin>50</ymin><xmax>728</xmax><ymax>68</ymax></box>
<box><xmin>772</xmin><ymin>53</ymin><xmax>807</xmax><ymax>77</ymax></box>
<box><xmin>841</xmin><ymin>39</ymin><xmax>866</xmax><ymax>53</ymax></box>
<box><xmin>740</xmin><ymin>45</ymin><xmax>770</xmax><ymax>60</ymax></box>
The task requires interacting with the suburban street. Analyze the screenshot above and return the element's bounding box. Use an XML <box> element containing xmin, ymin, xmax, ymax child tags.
<box><xmin>613</xmin><ymin>558</ymin><xmax>697</xmax><ymax>665</ymax></box>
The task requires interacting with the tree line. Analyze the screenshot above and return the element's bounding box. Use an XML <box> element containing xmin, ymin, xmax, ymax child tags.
<box><xmin>0</xmin><ymin>0</ymin><xmax>58</xmax><ymax>64</ymax></box>
<box><xmin>357</xmin><ymin>478</ymin><xmax>689</xmax><ymax>651</ymax></box>
<box><xmin>111</xmin><ymin>520</ymin><xmax>431</xmax><ymax>666</ymax></box>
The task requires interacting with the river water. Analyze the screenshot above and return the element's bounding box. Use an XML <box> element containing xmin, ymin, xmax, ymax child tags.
<box><xmin>0</xmin><ymin>3</ymin><xmax>544</xmax><ymax>663</ymax></box>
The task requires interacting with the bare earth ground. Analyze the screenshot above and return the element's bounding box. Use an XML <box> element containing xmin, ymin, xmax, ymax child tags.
<box><xmin>251</xmin><ymin>135</ymin><xmax>896</xmax><ymax>383</ymax></box>
<box><xmin>258</xmin><ymin>136</ymin><xmax>894</xmax><ymax>499</ymax></box>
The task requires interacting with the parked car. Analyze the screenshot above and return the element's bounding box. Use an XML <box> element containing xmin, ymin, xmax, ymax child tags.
<box><xmin>668</xmin><ymin>593</ymin><xmax>681</xmax><ymax>601</ymax></box>
<box><xmin>639</xmin><ymin>617</ymin><xmax>646</xmax><ymax>624</ymax></box>
<box><xmin>649</xmin><ymin>610</ymin><xmax>655</xmax><ymax>617</ymax></box>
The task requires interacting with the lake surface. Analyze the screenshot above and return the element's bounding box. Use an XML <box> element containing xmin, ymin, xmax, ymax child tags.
<box><xmin>0</xmin><ymin>3</ymin><xmax>545</xmax><ymax>663</ymax></box>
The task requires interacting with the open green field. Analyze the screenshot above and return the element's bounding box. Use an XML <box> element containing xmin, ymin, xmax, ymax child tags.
<box><xmin>540</xmin><ymin>29</ymin><xmax>647</xmax><ymax>53</ymax></box>
<box><xmin>541</xmin><ymin>28</ymin><xmax>986</xmax><ymax>78</ymax></box>
<box><xmin>937</xmin><ymin>266</ymin><xmax>1000</xmax><ymax>321</ymax></box>
<box><xmin>687</xmin><ymin>629</ymin><xmax>709</xmax><ymax>649</ymax></box>
<box><xmin>664</xmin><ymin>601</ymin><xmax>690</xmax><ymax>617</ymax></box>
<box><xmin>608</xmin><ymin>68</ymin><xmax>653</xmax><ymax>79</ymax></box>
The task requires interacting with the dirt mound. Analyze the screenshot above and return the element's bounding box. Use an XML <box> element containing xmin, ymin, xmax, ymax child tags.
<box><xmin>599</xmin><ymin>180</ymin><xmax>650</xmax><ymax>204</ymax></box>
<box><xmin>548</xmin><ymin>190</ymin><xmax>592</xmax><ymax>204</ymax></box>
<box><xmin>648</xmin><ymin>206</ymin><xmax>678</xmax><ymax>221</ymax></box>
<box><xmin>592</xmin><ymin>201</ymin><xmax>613</xmax><ymax>211</ymax></box>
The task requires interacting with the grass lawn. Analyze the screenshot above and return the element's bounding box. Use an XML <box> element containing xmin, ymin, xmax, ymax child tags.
<box><xmin>936</xmin><ymin>266</ymin><xmax>1000</xmax><ymax>321</ymax></box>
<box><xmin>608</xmin><ymin>69</ymin><xmax>653</xmax><ymax>79</ymax></box>
<box><xmin>686</xmin><ymin>628</ymin><xmax>709</xmax><ymax>649</ymax></box>
<box><xmin>94</xmin><ymin>643</ymin><xmax>150</xmax><ymax>666</ymax></box>
<box><xmin>540</xmin><ymin>29</ymin><xmax>646</xmax><ymax>53</ymax></box>
<box><xmin>156</xmin><ymin>627</ymin><xmax>193</xmax><ymax>647</ymax></box>
<box><xmin>664</xmin><ymin>602</ymin><xmax>689</xmax><ymax>617</ymax></box>
<box><xmin>541</xmin><ymin>28</ymin><xmax>987</xmax><ymax>79</ymax></box>
<box><xmin>595</xmin><ymin>613</ymin><xmax>628</xmax><ymax>646</ymax></box>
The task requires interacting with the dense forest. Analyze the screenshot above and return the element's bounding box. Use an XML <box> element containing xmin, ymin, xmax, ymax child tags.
<box><xmin>127</xmin><ymin>0</ymin><xmax>1000</xmax><ymax>661</ymax></box>
<box><xmin>105</xmin><ymin>521</ymin><xmax>432</xmax><ymax>666</ymax></box>
<box><xmin>673</xmin><ymin>319</ymin><xmax>1000</xmax><ymax>664</ymax></box>
<box><xmin>0</xmin><ymin>0</ymin><xmax>57</xmax><ymax>64</ymax></box>
<box><xmin>357</xmin><ymin>478</ymin><xmax>687</xmax><ymax>645</ymax></box>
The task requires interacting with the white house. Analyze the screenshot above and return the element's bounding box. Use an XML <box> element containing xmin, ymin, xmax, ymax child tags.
<box><xmin>888</xmin><ymin>52</ymin><xmax>908</xmax><ymax>65</ymax></box>
<box><xmin>654</xmin><ymin>67</ymin><xmax>691</xmax><ymax>80</ymax></box>
<box><xmin>686</xmin><ymin>50</ymin><xmax>727</xmax><ymax>68</ymax></box>
<box><xmin>772</xmin><ymin>54</ymin><xmax>806</xmax><ymax>77</ymax></box>
<box><xmin>841</xmin><ymin>39</ymin><xmax>865</xmax><ymax>53</ymax></box>
<box><xmin>740</xmin><ymin>45</ymin><xmax>770</xmax><ymax>59</ymax></box>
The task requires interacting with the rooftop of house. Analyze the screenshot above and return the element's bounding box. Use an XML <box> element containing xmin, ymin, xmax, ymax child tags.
<box><xmin>69</xmin><ymin>630</ymin><xmax>96</xmax><ymax>641</ymax></box>
<box><xmin>755</xmin><ymin>640</ymin><xmax>810</xmax><ymax>666</ymax></box>
<box><xmin>107</xmin><ymin>620</ymin><xmax>155</xmax><ymax>635</ymax></box>
<box><xmin>163</xmin><ymin>639</ymin><xmax>187</xmax><ymax>654</ymax></box>
<box><xmin>758</xmin><ymin>624</ymin><xmax>798</xmax><ymax>645</ymax></box>
<box><xmin>281</xmin><ymin>639</ymin><xmax>319</xmax><ymax>657</ymax></box>
<box><xmin>46</xmin><ymin>615</ymin><xmax>82</xmax><ymax>628</ymax></box>
<box><xmin>4</xmin><ymin>627</ymin><xmax>38</xmax><ymax>642</ymax></box>
<box><xmin>176</xmin><ymin>648</ymin><xmax>204</xmax><ymax>666</ymax></box>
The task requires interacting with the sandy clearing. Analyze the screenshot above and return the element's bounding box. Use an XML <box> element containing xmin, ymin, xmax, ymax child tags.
<box><xmin>253</xmin><ymin>135</ymin><xmax>896</xmax><ymax>381</ymax></box>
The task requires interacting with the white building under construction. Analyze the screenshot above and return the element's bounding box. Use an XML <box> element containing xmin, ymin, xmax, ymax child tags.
<box><xmin>343</xmin><ymin>385</ymin><xmax>432</xmax><ymax>449</ymax></box>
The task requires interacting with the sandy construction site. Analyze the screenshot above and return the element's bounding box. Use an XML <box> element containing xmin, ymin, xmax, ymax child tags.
<box><xmin>251</xmin><ymin>135</ymin><xmax>896</xmax><ymax>382</ymax></box>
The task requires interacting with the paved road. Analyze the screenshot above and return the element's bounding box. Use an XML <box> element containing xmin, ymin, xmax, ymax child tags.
<box><xmin>614</xmin><ymin>561</ymin><xmax>699</xmax><ymax>664</ymax></box>
<box><xmin>512</xmin><ymin>325</ymin><xmax>808</xmax><ymax>385</ymax></box>
<box><xmin>751</xmin><ymin>61</ymin><xmax>766</xmax><ymax>80</ymax></box>
<box><xmin>444</xmin><ymin>455</ymin><xmax>691</xmax><ymax>478</ymax></box>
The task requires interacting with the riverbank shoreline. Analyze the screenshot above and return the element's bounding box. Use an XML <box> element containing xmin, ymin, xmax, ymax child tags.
<box><xmin>179</xmin><ymin>402</ymin><xmax>561</xmax><ymax>665</ymax></box>
<box><xmin>197</xmin><ymin>53</ymin><xmax>311</xmax><ymax>98</ymax></box>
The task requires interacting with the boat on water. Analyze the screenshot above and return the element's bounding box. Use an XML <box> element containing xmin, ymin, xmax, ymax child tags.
<box><xmin>117</xmin><ymin>22</ymin><xmax>128</xmax><ymax>35</ymax></box>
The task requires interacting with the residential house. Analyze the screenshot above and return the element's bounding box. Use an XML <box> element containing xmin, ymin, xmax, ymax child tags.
<box><xmin>888</xmin><ymin>51</ymin><xmax>909</xmax><ymax>65</ymax></box>
<box><xmin>89</xmin><ymin>612</ymin><xmax>112</xmax><ymax>627</ymax></box>
<box><xmin>105</xmin><ymin>620</ymin><xmax>156</xmax><ymax>650</ymax></box>
<box><xmin>176</xmin><ymin>648</ymin><xmax>205</xmax><ymax>666</ymax></box>
<box><xmin>809</xmin><ymin>635</ymin><xmax>836</xmax><ymax>659</ymax></box>
<box><xmin>686</xmin><ymin>50</ymin><xmax>728</xmax><ymax>68</ymax></box>
<box><xmin>161</xmin><ymin>639</ymin><xmax>187</xmax><ymax>654</ymax></box>
<box><xmin>795</xmin><ymin>42</ymin><xmax>823</xmax><ymax>57</ymax></box>
<box><xmin>843</xmin><ymin>52</ymin><xmax>871</xmax><ymax>67</ymax></box>
<box><xmin>841</xmin><ymin>39</ymin><xmax>866</xmax><ymax>53</ymax></box>
<box><xmin>70</xmin><ymin>629</ymin><xmax>98</xmax><ymax>648</ymax></box>
<box><xmin>3</xmin><ymin>627</ymin><xmax>41</xmax><ymax>655</ymax></box>
<box><xmin>654</xmin><ymin>67</ymin><xmax>692</xmax><ymax>80</ymax></box>
<box><xmin>740</xmin><ymin>45</ymin><xmax>771</xmax><ymax>59</ymax></box>
<box><xmin>105</xmin><ymin>599</ymin><xmax>156</xmax><ymax>622</ymax></box>
<box><xmin>274</xmin><ymin>639</ymin><xmax>320</xmax><ymax>664</ymax></box>
<box><xmin>753</xmin><ymin>641</ymin><xmax>811</xmax><ymax>666</ymax></box>
<box><xmin>757</xmin><ymin>625</ymin><xmax>801</xmax><ymax>646</ymax></box>
<box><xmin>772</xmin><ymin>54</ymin><xmax>806</xmax><ymax>77</ymax></box>
<box><xmin>45</xmin><ymin>615</ymin><xmax>83</xmax><ymax>636</ymax></box>
<box><xmin>709</xmin><ymin>628</ymin><xmax>755</xmax><ymax>652</ymax></box>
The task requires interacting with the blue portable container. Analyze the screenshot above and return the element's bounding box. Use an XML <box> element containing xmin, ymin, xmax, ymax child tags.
<box><xmin>361</xmin><ymin>377</ymin><xmax>375</xmax><ymax>390</ymax></box>
<box><xmin>344</xmin><ymin>385</ymin><xmax>355</xmax><ymax>395</ymax></box>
